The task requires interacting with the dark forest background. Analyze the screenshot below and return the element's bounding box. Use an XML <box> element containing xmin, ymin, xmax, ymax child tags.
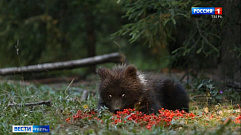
<box><xmin>0</xmin><ymin>0</ymin><xmax>240</xmax><ymax>84</ymax></box>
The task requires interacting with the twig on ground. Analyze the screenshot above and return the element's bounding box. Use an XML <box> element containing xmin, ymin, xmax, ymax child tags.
<box><xmin>190</xmin><ymin>95</ymin><xmax>206</xmax><ymax>100</ymax></box>
<box><xmin>8</xmin><ymin>100</ymin><xmax>51</xmax><ymax>107</ymax></box>
<box><xmin>65</xmin><ymin>79</ymin><xmax>75</xmax><ymax>98</ymax></box>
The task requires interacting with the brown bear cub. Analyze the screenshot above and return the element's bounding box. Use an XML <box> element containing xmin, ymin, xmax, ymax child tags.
<box><xmin>97</xmin><ymin>65</ymin><xmax>189</xmax><ymax>114</ymax></box>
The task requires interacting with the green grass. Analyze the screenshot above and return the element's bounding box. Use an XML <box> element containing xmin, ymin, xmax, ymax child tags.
<box><xmin>0</xmin><ymin>80</ymin><xmax>240</xmax><ymax>135</ymax></box>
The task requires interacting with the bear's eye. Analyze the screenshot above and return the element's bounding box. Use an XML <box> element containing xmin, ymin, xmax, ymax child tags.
<box><xmin>122</xmin><ymin>94</ymin><xmax>125</xmax><ymax>98</ymax></box>
<box><xmin>108</xmin><ymin>95</ymin><xmax>112</xmax><ymax>98</ymax></box>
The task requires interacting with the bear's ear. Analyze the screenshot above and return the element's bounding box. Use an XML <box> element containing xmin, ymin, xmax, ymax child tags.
<box><xmin>97</xmin><ymin>68</ymin><xmax>111</xmax><ymax>80</ymax></box>
<box><xmin>124</xmin><ymin>65</ymin><xmax>137</xmax><ymax>78</ymax></box>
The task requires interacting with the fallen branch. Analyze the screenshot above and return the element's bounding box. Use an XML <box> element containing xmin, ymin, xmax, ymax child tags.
<box><xmin>0</xmin><ymin>52</ymin><xmax>125</xmax><ymax>75</ymax></box>
<box><xmin>8</xmin><ymin>100</ymin><xmax>51</xmax><ymax>107</ymax></box>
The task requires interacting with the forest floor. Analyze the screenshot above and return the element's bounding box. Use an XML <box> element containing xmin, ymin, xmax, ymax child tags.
<box><xmin>0</xmin><ymin>73</ymin><xmax>240</xmax><ymax>134</ymax></box>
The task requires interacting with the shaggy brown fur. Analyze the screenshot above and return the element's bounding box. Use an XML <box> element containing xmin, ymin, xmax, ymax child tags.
<box><xmin>97</xmin><ymin>65</ymin><xmax>189</xmax><ymax>114</ymax></box>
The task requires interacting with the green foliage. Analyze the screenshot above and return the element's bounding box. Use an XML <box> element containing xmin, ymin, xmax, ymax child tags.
<box><xmin>119</xmin><ymin>42</ymin><xmax>170</xmax><ymax>70</ymax></box>
<box><xmin>0</xmin><ymin>0</ymin><xmax>240</xmax><ymax>76</ymax></box>
<box><xmin>0</xmin><ymin>81</ymin><xmax>240</xmax><ymax>134</ymax></box>
<box><xmin>113</xmin><ymin>0</ymin><xmax>241</xmax><ymax>69</ymax></box>
<box><xmin>114</xmin><ymin>0</ymin><xmax>190</xmax><ymax>46</ymax></box>
<box><xmin>192</xmin><ymin>79</ymin><xmax>240</xmax><ymax>105</ymax></box>
<box><xmin>0</xmin><ymin>0</ymin><xmax>183</xmax><ymax>72</ymax></box>
<box><xmin>0</xmin><ymin>0</ymin><xmax>122</xmax><ymax>68</ymax></box>
<box><xmin>0</xmin><ymin>81</ymin><xmax>98</xmax><ymax>134</ymax></box>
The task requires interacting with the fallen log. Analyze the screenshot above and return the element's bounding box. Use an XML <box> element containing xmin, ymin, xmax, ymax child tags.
<box><xmin>0</xmin><ymin>52</ymin><xmax>125</xmax><ymax>75</ymax></box>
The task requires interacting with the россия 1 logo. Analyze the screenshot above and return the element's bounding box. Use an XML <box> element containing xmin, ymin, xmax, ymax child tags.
<box><xmin>12</xmin><ymin>125</ymin><xmax>50</xmax><ymax>133</ymax></box>
<box><xmin>192</xmin><ymin>7</ymin><xmax>222</xmax><ymax>18</ymax></box>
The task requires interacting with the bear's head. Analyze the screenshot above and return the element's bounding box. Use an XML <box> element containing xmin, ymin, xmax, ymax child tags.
<box><xmin>97</xmin><ymin>65</ymin><xmax>143</xmax><ymax>113</ymax></box>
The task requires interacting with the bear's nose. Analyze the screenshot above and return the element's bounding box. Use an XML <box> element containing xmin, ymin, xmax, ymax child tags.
<box><xmin>114</xmin><ymin>109</ymin><xmax>120</xmax><ymax>114</ymax></box>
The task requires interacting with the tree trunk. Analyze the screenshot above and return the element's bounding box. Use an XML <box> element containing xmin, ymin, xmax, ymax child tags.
<box><xmin>218</xmin><ymin>0</ymin><xmax>241</xmax><ymax>85</ymax></box>
<box><xmin>86</xmin><ymin>14</ymin><xmax>96</xmax><ymax>73</ymax></box>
